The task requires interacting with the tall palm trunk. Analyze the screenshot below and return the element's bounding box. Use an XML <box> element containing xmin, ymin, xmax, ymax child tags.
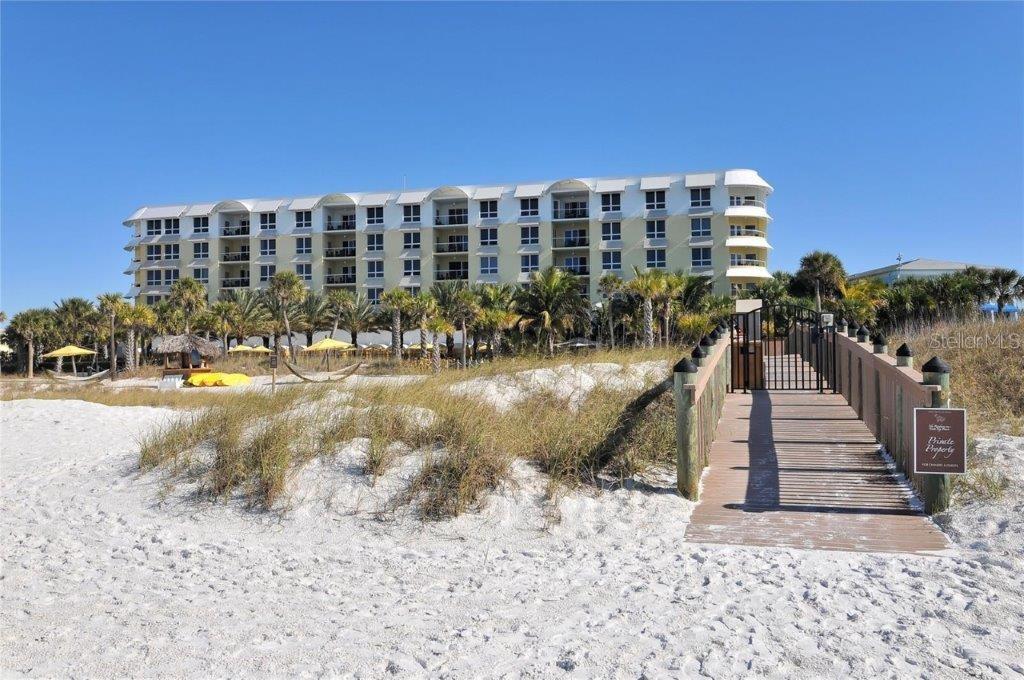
<box><xmin>128</xmin><ymin>329</ymin><xmax>138</xmax><ymax>370</ymax></box>
<box><xmin>430</xmin><ymin>331</ymin><xmax>441</xmax><ymax>374</ymax></box>
<box><xmin>814</xmin><ymin>280</ymin><xmax>822</xmax><ymax>313</ymax></box>
<box><xmin>350</xmin><ymin>330</ymin><xmax>359</xmax><ymax>347</ymax></box>
<box><xmin>391</xmin><ymin>309</ymin><xmax>402</xmax><ymax>360</ymax></box>
<box><xmin>608</xmin><ymin>310</ymin><xmax>615</xmax><ymax>350</ymax></box>
<box><xmin>643</xmin><ymin>298</ymin><xmax>654</xmax><ymax>349</ymax></box>
<box><xmin>491</xmin><ymin>330</ymin><xmax>501</xmax><ymax>358</ymax></box>
<box><xmin>445</xmin><ymin>332</ymin><xmax>454</xmax><ymax>359</ymax></box>
<box><xmin>419</xmin><ymin>320</ymin><xmax>428</xmax><ymax>360</ymax></box>
<box><xmin>283</xmin><ymin>315</ymin><xmax>295</xmax><ymax>359</ymax></box>
<box><xmin>27</xmin><ymin>339</ymin><xmax>35</xmax><ymax>379</ymax></box>
<box><xmin>547</xmin><ymin>328</ymin><xmax>555</xmax><ymax>356</ymax></box>
<box><xmin>109</xmin><ymin>315</ymin><xmax>117</xmax><ymax>380</ymax></box>
<box><xmin>663</xmin><ymin>304</ymin><xmax>672</xmax><ymax>347</ymax></box>
<box><xmin>460</xmin><ymin>319</ymin><xmax>468</xmax><ymax>367</ymax></box>
<box><xmin>71</xmin><ymin>356</ymin><xmax>77</xmax><ymax>374</ymax></box>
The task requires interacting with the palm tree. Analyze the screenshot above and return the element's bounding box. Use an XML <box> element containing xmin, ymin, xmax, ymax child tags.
<box><xmin>325</xmin><ymin>289</ymin><xmax>355</xmax><ymax>339</ymax></box>
<box><xmin>430</xmin><ymin>280</ymin><xmax>466</xmax><ymax>358</ymax></box>
<box><xmin>152</xmin><ymin>299</ymin><xmax>184</xmax><ymax>335</ymax></box>
<box><xmin>598</xmin><ymin>272</ymin><xmax>623</xmax><ymax>349</ymax></box>
<box><xmin>209</xmin><ymin>301</ymin><xmax>239</xmax><ymax>357</ymax></box>
<box><xmin>380</xmin><ymin>289</ymin><xmax>413</xmax><ymax>360</ymax></box>
<box><xmin>221</xmin><ymin>289</ymin><xmax>270</xmax><ymax>346</ymax></box>
<box><xmin>657</xmin><ymin>273</ymin><xmax>687</xmax><ymax>346</ymax></box>
<box><xmin>474</xmin><ymin>283</ymin><xmax>518</xmax><ymax>358</ymax></box>
<box><xmin>751</xmin><ymin>276</ymin><xmax>790</xmax><ymax>309</ymax></box>
<box><xmin>425</xmin><ymin>316</ymin><xmax>454</xmax><ymax>374</ymax></box>
<box><xmin>267</xmin><ymin>271</ymin><xmax>307</xmax><ymax>357</ymax></box>
<box><xmin>516</xmin><ymin>267</ymin><xmax>588</xmax><ymax>355</ymax></box>
<box><xmin>97</xmin><ymin>293</ymin><xmax>127</xmax><ymax>380</ymax></box>
<box><xmin>53</xmin><ymin>297</ymin><xmax>96</xmax><ymax>373</ymax></box>
<box><xmin>962</xmin><ymin>266</ymin><xmax>996</xmax><ymax>312</ymax></box>
<box><xmin>626</xmin><ymin>267</ymin><xmax>666</xmax><ymax>349</ymax></box>
<box><xmin>989</xmin><ymin>267</ymin><xmax>1021</xmax><ymax>316</ymax></box>
<box><xmin>298</xmin><ymin>292</ymin><xmax>330</xmax><ymax>346</ymax></box>
<box><xmin>450</xmin><ymin>288</ymin><xmax>480</xmax><ymax>366</ymax></box>
<box><xmin>168</xmin><ymin>277</ymin><xmax>208</xmax><ymax>334</ymax></box>
<box><xmin>794</xmin><ymin>251</ymin><xmax>847</xmax><ymax>312</ymax></box>
<box><xmin>408</xmin><ymin>292</ymin><xmax>438</xmax><ymax>359</ymax></box>
<box><xmin>8</xmin><ymin>308</ymin><xmax>54</xmax><ymax>378</ymax></box>
<box><xmin>337</xmin><ymin>293</ymin><xmax>377</xmax><ymax>347</ymax></box>
<box><xmin>124</xmin><ymin>302</ymin><xmax>156</xmax><ymax>370</ymax></box>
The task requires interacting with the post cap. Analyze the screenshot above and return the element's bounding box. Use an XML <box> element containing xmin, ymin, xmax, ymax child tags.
<box><xmin>699</xmin><ymin>335</ymin><xmax>713</xmax><ymax>347</ymax></box>
<box><xmin>837</xmin><ymin>318</ymin><xmax>847</xmax><ymax>328</ymax></box>
<box><xmin>921</xmin><ymin>356</ymin><xmax>951</xmax><ymax>374</ymax></box>
<box><xmin>871</xmin><ymin>332</ymin><xmax>888</xmax><ymax>345</ymax></box>
<box><xmin>709</xmin><ymin>328</ymin><xmax>721</xmax><ymax>341</ymax></box>
<box><xmin>847</xmin><ymin>320</ymin><xmax>858</xmax><ymax>331</ymax></box>
<box><xmin>857</xmin><ymin>325</ymin><xmax>869</xmax><ymax>336</ymax></box>
<box><xmin>673</xmin><ymin>357</ymin><xmax>699</xmax><ymax>374</ymax></box>
<box><xmin>691</xmin><ymin>345</ymin><xmax>706</xmax><ymax>359</ymax></box>
<box><xmin>896</xmin><ymin>343</ymin><xmax>913</xmax><ymax>357</ymax></box>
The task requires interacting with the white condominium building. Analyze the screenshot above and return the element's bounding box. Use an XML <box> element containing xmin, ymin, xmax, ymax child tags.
<box><xmin>123</xmin><ymin>168</ymin><xmax>773</xmax><ymax>305</ymax></box>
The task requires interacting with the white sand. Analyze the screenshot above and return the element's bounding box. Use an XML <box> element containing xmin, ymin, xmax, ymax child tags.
<box><xmin>2</xmin><ymin>398</ymin><xmax>1022</xmax><ymax>678</ymax></box>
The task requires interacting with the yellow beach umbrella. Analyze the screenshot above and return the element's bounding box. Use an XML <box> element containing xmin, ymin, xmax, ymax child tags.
<box><xmin>303</xmin><ymin>338</ymin><xmax>355</xmax><ymax>352</ymax></box>
<box><xmin>41</xmin><ymin>344</ymin><xmax>96</xmax><ymax>359</ymax></box>
<box><xmin>248</xmin><ymin>345</ymin><xmax>272</xmax><ymax>354</ymax></box>
<box><xmin>228</xmin><ymin>344</ymin><xmax>272</xmax><ymax>354</ymax></box>
<box><xmin>407</xmin><ymin>342</ymin><xmax>434</xmax><ymax>350</ymax></box>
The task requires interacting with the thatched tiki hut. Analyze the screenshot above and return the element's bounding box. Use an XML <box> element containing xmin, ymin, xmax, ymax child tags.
<box><xmin>150</xmin><ymin>334</ymin><xmax>220</xmax><ymax>377</ymax></box>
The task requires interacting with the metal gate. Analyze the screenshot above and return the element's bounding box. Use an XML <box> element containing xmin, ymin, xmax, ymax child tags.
<box><xmin>729</xmin><ymin>304</ymin><xmax>837</xmax><ymax>393</ymax></box>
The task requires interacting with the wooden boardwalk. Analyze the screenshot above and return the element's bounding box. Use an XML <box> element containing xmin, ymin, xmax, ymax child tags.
<box><xmin>685</xmin><ymin>389</ymin><xmax>950</xmax><ymax>555</ymax></box>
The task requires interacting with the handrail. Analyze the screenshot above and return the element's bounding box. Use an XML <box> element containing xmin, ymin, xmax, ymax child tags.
<box><xmin>674</xmin><ymin>333</ymin><xmax>731</xmax><ymax>500</ymax></box>
<box><xmin>728</xmin><ymin>228</ymin><xmax>767</xmax><ymax>238</ymax></box>
<box><xmin>730</xmin><ymin>259</ymin><xmax>767</xmax><ymax>267</ymax></box>
<box><xmin>729</xmin><ymin>198</ymin><xmax>766</xmax><ymax>208</ymax></box>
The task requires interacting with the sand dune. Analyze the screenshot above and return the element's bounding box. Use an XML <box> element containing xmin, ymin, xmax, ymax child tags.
<box><xmin>2</xmin><ymin>398</ymin><xmax>1022</xmax><ymax>677</ymax></box>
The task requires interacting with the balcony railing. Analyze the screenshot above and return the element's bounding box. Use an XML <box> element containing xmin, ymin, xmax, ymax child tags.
<box><xmin>730</xmin><ymin>259</ymin><xmax>767</xmax><ymax>268</ymax></box>
<box><xmin>222</xmin><ymin>226</ymin><xmax>250</xmax><ymax>236</ymax></box>
<box><xmin>435</xmin><ymin>241</ymin><xmax>469</xmax><ymax>254</ymax></box>
<box><xmin>221</xmin><ymin>252</ymin><xmax>250</xmax><ymax>262</ymax></box>
<box><xmin>728</xmin><ymin>228</ymin><xmax>767</xmax><ymax>238</ymax></box>
<box><xmin>552</xmin><ymin>207</ymin><xmax>589</xmax><ymax>220</ymax></box>
<box><xmin>325</xmin><ymin>218</ymin><xmax>356</xmax><ymax>231</ymax></box>
<box><xmin>221</xmin><ymin>277</ymin><xmax>250</xmax><ymax>288</ymax></box>
<box><xmin>562</xmin><ymin>265</ymin><xmax>590</xmax><ymax>275</ymax></box>
<box><xmin>325</xmin><ymin>247</ymin><xmax>357</xmax><ymax>258</ymax></box>
<box><xmin>435</xmin><ymin>270</ymin><xmax>469</xmax><ymax>281</ymax></box>
<box><xmin>325</xmin><ymin>274</ymin><xmax>356</xmax><ymax>285</ymax></box>
<box><xmin>728</xmin><ymin>198</ymin><xmax>766</xmax><ymax>208</ymax></box>
<box><xmin>552</xmin><ymin>236</ymin><xmax>589</xmax><ymax>248</ymax></box>
<box><xmin>435</xmin><ymin>213</ymin><xmax>469</xmax><ymax>226</ymax></box>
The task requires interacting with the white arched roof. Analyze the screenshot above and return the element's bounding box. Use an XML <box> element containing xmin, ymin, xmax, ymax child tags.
<box><xmin>211</xmin><ymin>199</ymin><xmax>256</xmax><ymax>213</ymax></box>
<box><xmin>426</xmin><ymin>186</ymin><xmax>470</xmax><ymax>201</ymax></box>
<box><xmin>723</xmin><ymin>169</ymin><xmax>773</xmax><ymax>193</ymax></box>
<box><xmin>545</xmin><ymin>178</ymin><xmax>593</xmax><ymax>194</ymax></box>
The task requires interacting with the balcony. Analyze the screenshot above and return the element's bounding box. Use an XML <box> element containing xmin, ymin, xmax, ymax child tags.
<box><xmin>221</xmin><ymin>251</ymin><xmax>250</xmax><ymax>263</ymax></box>
<box><xmin>726</xmin><ymin>259</ymin><xmax>771</xmax><ymax>280</ymax></box>
<box><xmin>435</xmin><ymin>213</ymin><xmax>469</xmax><ymax>227</ymax></box>
<box><xmin>435</xmin><ymin>241</ymin><xmax>469</xmax><ymax>254</ymax></box>
<box><xmin>552</xmin><ymin>236</ymin><xmax>589</xmax><ymax>249</ymax></box>
<box><xmin>730</xmin><ymin>258</ymin><xmax>766</xmax><ymax>268</ymax></box>
<box><xmin>325</xmin><ymin>217</ymin><xmax>356</xmax><ymax>232</ymax></box>
<box><xmin>726</xmin><ymin>228</ymin><xmax>771</xmax><ymax>251</ymax></box>
<box><xmin>221</xmin><ymin>277</ymin><xmax>250</xmax><ymax>288</ymax></box>
<box><xmin>724</xmin><ymin>197</ymin><xmax>771</xmax><ymax>222</ymax></box>
<box><xmin>325</xmin><ymin>247</ymin><xmax>357</xmax><ymax>258</ymax></box>
<box><xmin>561</xmin><ymin>265</ymin><xmax>590</xmax><ymax>276</ymax></box>
<box><xmin>552</xmin><ymin>206</ymin><xmax>589</xmax><ymax>220</ymax></box>
<box><xmin>435</xmin><ymin>269</ymin><xmax>469</xmax><ymax>281</ymax></box>
<box><xmin>325</xmin><ymin>274</ymin><xmax>356</xmax><ymax>285</ymax></box>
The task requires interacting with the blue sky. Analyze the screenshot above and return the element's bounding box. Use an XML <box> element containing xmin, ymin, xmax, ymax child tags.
<box><xmin>2</xmin><ymin>1</ymin><xmax>1022</xmax><ymax>315</ymax></box>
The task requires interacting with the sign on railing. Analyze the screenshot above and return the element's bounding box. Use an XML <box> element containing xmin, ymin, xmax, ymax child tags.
<box><xmin>914</xmin><ymin>408</ymin><xmax>967</xmax><ymax>474</ymax></box>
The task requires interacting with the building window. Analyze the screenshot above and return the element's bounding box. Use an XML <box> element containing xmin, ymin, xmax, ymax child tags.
<box><xmin>520</xmin><ymin>198</ymin><xmax>539</xmax><ymax>217</ymax></box>
<box><xmin>146</xmin><ymin>245</ymin><xmax>161</xmax><ymax>261</ymax></box>
<box><xmin>404</xmin><ymin>286</ymin><xmax>420</xmax><ymax>296</ymax></box>
<box><xmin>520</xmin><ymin>226</ymin><xmax>538</xmax><ymax>245</ymax></box>
<box><xmin>645</xmin><ymin>190</ymin><xmax>666</xmax><ymax>210</ymax></box>
<box><xmin>296</xmin><ymin>237</ymin><xmax>312</xmax><ymax>255</ymax></box>
<box><xmin>690</xmin><ymin>188</ymin><xmax>711</xmax><ymax>208</ymax></box>
<box><xmin>164</xmin><ymin>218</ymin><xmax>180</xmax><ymax>234</ymax></box>
<box><xmin>193</xmin><ymin>267</ymin><xmax>209</xmax><ymax>283</ymax></box>
<box><xmin>646</xmin><ymin>249</ymin><xmax>666</xmax><ymax>269</ymax></box>
<box><xmin>193</xmin><ymin>242</ymin><xmax>209</xmax><ymax>259</ymax></box>
<box><xmin>691</xmin><ymin>247</ymin><xmax>712</xmax><ymax>267</ymax></box>
<box><xmin>563</xmin><ymin>255</ymin><xmax>587</xmax><ymax>273</ymax></box>
<box><xmin>691</xmin><ymin>218</ymin><xmax>711</xmax><ymax>238</ymax></box>
<box><xmin>368</xmin><ymin>287</ymin><xmax>383</xmax><ymax>304</ymax></box>
<box><xmin>601</xmin><ymin>222</ymin><xmax>621</xmax><ymax>241</ymax></box>
<box><xmin>521</xmin><ymin>254</ymin><xmax>539</xmax><ymax>273</ymax></box>
<box><xmin>601</xmin><ymin>251</ymin><xmax>622</xmax><ymax>271</ymax></box>
<box><xmin>192</xmin><ymin>216</ymin><xmax>209</xmax><ymax>233</ymax></box>
<box><xmin>480</xmin><ymin>256</ymin><xmax>498</xmax><ymax>275</ymax></box>
<box><xmin>296</xmin><ymin>263</ymin><xmax>312</xmax><ymax>281</ymax></box>
<box><xmin>367</xmin><ymin>233</ymin><xmax>384</xmax><ymax>251</ymax></box>
<box><xmin>646</xmin><ymin>220</ymin><xmax>666</xmax><ymax>239</ymax></box>
<box><xmin>146</xmin><ymin>270</ymin><xmax>161</xmax><ymax>285</ymax></box>
<box><xmin>480</xmin><ymin>228</ymin><xmax>498</xmax><ymax>246</ymax></box>
<box><xmin>260</xmin><ymin>238</ymin><xmax>276</xmax><ymax>256</ymax></box>
<box><xmin>260</xmin><ymin>212</ymin><xmax>277</xmax><ymax>230</ymax></box>
<box><xmin>295</xmin><ymin>210</ymin><xmax>311</xmax><ymax>229</ymax></box>
<box><xmin>368</xmin><ymin>260</ymin><xmax>384</xmax><ymax>279</ymax></box>
<box><xmin>729</xmin><ymin>195</ymin><xmax>758</xmax><ymax>206</ymax></box>
<box><xmin>146</xmin><ymin>295</ymin><xmax>162</xmax><ymax>305</ymax></box>
<box><xmin>163</xmin><ymin>244</ymin><xmax>180</xmax><ymax>260</ymax></box>
<box><xmin>260</xmin><ymin>265</ymin><xmax>276</xmax><ymax>282</ymax></box>
<box><xmin>601</xmin><ymin>193</ymin><xmax>621</xmax><ymax>212</ymax></box>
<box><xmin>403</xmin><ymin>232</ymin><xmax>421</xmax><ymax>249</ymax></box>
<box><xmin>146</xmin><ymin>220</ymin><xmax>161</xmax><ymax>236</ymax></box>
<box><xmin>479</xmin><ymin>200</ymin><xmax>498</xmax><ymax>219</ymax></box>
<box><xmin>366</xmin><ymin>206</ymin><xmax>384</xmax><ymax>225</ymax></box>
<box><xmin>403</xmin><ymin>205</ymin><xmax>421</xmax><ymax>223</ymax></box>
<box><xmin>164</xmin><ymin>269</ymin><xmax>179</xmax><ymax>285</ymax></box>
<box><xmin>403</xmin><ymin>259</ymin><xmax>421</xmax><ymax>277</ymax></box>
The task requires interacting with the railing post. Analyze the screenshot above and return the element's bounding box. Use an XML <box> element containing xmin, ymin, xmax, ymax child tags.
<box><xmin>674</xmin><ymin>357</ymin><xmax>699</xmax><ymax>500</ymax></box>
<box><xmin>921</xmin><ymin>356</ymin><xmax>952</xmax><ymax>514</ymax></box>
<box><xmin>894</xmin><ymin>344</ymin><xmax>913</xmax><ymax>472</ymax></box>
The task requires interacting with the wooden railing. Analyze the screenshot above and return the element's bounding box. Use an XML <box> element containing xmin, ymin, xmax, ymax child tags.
<box><xmin>674</xmin><ymin>330</ymin><xmax>731</xmax><ymax>500</ymax></box>
<box><xmin>793</xmin><ymin>322</ymin><xmax>953</xmax><ymax>513</ymax></box>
